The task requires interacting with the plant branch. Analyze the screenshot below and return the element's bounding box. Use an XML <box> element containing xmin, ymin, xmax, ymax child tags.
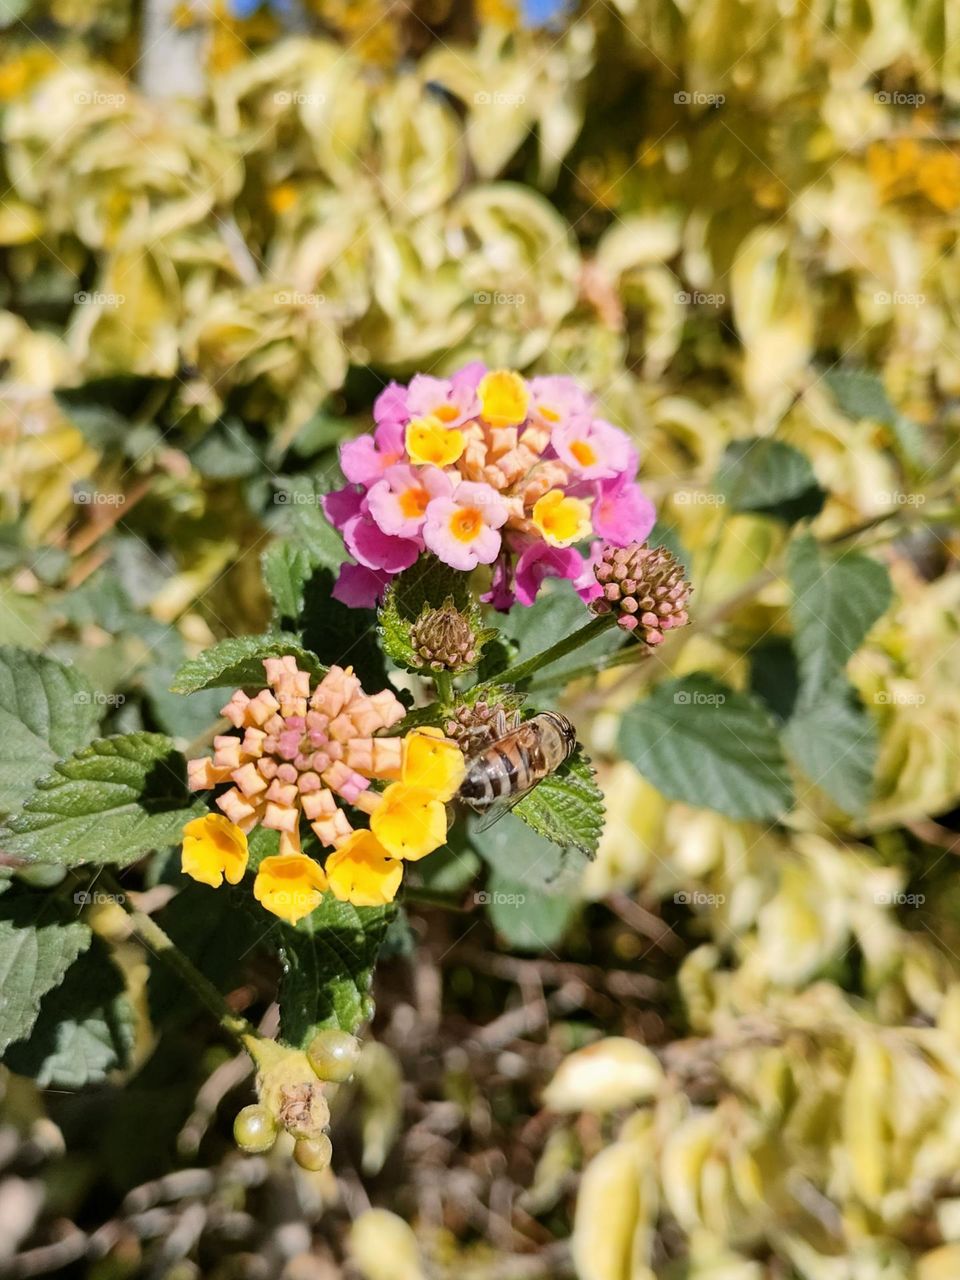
<box><xmin>109</xmin><ymin>877</ymin><xmax>262</xmax><ymax>1052</ymax></box>
<box><xmin>479</xmin><ymin>615</ymin><xmax>615</xmax><ymax>690</ymax></box>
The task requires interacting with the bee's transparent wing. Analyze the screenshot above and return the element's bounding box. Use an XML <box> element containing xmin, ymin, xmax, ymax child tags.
<box><xmin>469</xmin><ymin>786</ymin><xmax>537</xmax><ymax>834</ymax></box>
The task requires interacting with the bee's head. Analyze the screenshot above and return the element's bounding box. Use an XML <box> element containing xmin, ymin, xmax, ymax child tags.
<box><xmin>545</xmin><ymin>711</ymin><xmax>578</xmax><ymax>757</ymax></box>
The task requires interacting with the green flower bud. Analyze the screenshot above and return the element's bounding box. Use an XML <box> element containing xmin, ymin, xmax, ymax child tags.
<box><xmin>410</xmin><ymin>601</ymin><xmax>478</xmax><ymax>672</ymax></box>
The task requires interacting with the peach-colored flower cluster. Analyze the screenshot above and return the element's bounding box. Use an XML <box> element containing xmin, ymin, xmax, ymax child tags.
<box><xmin>182</xmin><ymin>657</ymin><xmax>465</xmax><ymax>923</ymax></box>
<box><xmin>187</xmin><ymin>657</ymin><xmax>405</xmax><ymax>856</ymax></box>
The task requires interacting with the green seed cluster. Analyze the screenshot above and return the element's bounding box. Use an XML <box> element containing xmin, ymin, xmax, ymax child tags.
<box><xmin>233</xmin><ymin>1029</ymin><xmax>362</xmax><ymax>1171</ymax></box>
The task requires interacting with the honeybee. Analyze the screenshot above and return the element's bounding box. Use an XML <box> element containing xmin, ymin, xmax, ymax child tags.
<box><xmin>458</xmin><ymin>710</ymin><xmax>578</xmax><ymax>826</ymax></box>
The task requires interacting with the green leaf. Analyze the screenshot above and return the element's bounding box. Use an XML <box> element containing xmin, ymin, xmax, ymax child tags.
<box><xmin>0</xmin><ymin>733</ymin><xmax>203</xmax><ymax>867</ymax></box>
<box><xmin>619</xmin><ymin>675</ymin><xmax>793</xmax><ymax>821</ymax></box>
<box><xmin>485</xmin><ymin>872</ymin><xmax>577</xmax><ymax>952</ymax></box>
<box><xmin>272</xmin><ymin>478</ymin><xmax>347</xmax><ymax>567</ymax></box>
<box><xmin>513</xmin><ymin>749</ymin><xmax>603</xmax><ymax>857</ymax></box>
<box><xmin>5</xmin><ymin>939</ymin><xmax>136</xmax><ymax>1087</ymax></box>
<box><xmin>822</xmin><ymin>367</ymin><xmax>928</xmax><ymax>469</ymax></box>
<box><xmin>262</xmin><ymin>543</ymin><xmax>315</xmax><ymax>626</ymax></box>
<box><xmin>0</xmin><ymin>894</ymin><xmax>91</xmax><ymax>1055</ymax></box>
<box><xmin>469</xmin><ymin>812</ymin><xmax>589</xmax><ymax>893</ymax></box>
<box><xmin>149</xmin><ymin>881</ymin><xmax>270</xmax><ymax>1024</ymax></box>
<box><xmin>788</xmin><ymin>534</ymin><xmax>893</xmax><ymax>696</ymax></box>
<box><xmin>299</xmin><ymin>565</ymin><xmax>388</xmax><ymax>690</ymax></box>
<box><xmin>783</xmin><ymin>677</ymin><xmax>877</xmax><ymax>815</ymax></box>
<box><xmin>379</xmin><ymin>555</ymin><xmax>487</xmax><ymax>673</ymax></box>
<box><xmin>716</xmin><ymin>439</ymin><xmax>825</xmax><ymax>523</ymax></box>
<box><xmin>275</xmin><ymin>897</ymin><xmax>394</xmax><ymax>1047</ymax></box>
<box><xmin>0</xmin><ymin>648</ymin><xmax>103</xmax><ymax>816</ymax></box>
<box><xmin>190</xmin><ymin>420</ymin><xmax>263</xmax><ymax>479</ymax></box>
<box><xmin>170</xmin><ymin>634</ymin><xmax>327</xmax><ymax>694</ymax></box>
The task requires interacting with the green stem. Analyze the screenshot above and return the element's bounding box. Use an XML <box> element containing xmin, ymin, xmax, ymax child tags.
<box><xmin>433</xmin><ymin>670</ymin><xmax>454</xmax><ymax>710</ymax></box>
<box><xmin>526</xmin><ymin>643</ymin><xmax>648</xmax><ymax>690</ymax></box>
<box><xmin>108</xmin><ymin>877</ymin><xmax>261</xmax><ymax>1052</ymax></box>
<box><xmin>480</xmin><ymin>614</ymin><xmax>616</xmax><ymax>690</ymax></box>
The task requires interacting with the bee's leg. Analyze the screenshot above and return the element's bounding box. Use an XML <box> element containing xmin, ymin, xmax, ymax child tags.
<box><xmin>507</xmin><ymin>709</ymin><xmax>521</xmax><ymax>731</ymax></box>
<box><xmin>492</xmin><ymin>708</ymin><xmax>508</xmax><ymax>739</ymax></box>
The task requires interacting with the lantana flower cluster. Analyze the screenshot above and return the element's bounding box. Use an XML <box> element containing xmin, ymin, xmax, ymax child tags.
<box><xmin>324</xmin><ymin>365</ymin><xmax>655</xmax><ymax>610</ymax></box>
<box><xmin>181</xmin><ymin>658</ymin><xmax>464</xmax><ymax>923</ymax></box>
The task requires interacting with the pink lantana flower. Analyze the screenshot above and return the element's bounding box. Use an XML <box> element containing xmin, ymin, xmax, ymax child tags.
<box><xmin>527</xmin><ymin>375</ymin><xmax>594</xmax><ymax>428</ymax></box>
<box><xmin>553</xmin><ymin>417</ymin><xmax>634</xmax><ymax>480</ymax></box>
<box><xmin>332</xmin><ymin>564</ymin><xmax>393</xmax><ymax>608</ymax></box>
<box><xmin>405</xmin><ymin>373</ymin><xmax>479</xmax><ymax>429</ymax></box>
<box><xmin>328</xmin><ymin>365</ymin><xmax>656</xmax><ymax>608</ymax></box>
<box><xmin>340</xmin><ymin>420</ymin><xmax>405</xmax><ymax>486</ymax></box>
<box><xmin>593</xmin><ymin>473</ymin><xmax>656</xmax><ymax>547</ymax></box>
<box><xmin>514</xmin><ymin>541</ymin><xmax>584</xmax><ymax>606</ymax></box>
<box><xmin>423</xmin><ymin>481</ymin><xmax>508</xmax><ymax>571</ymax></box>
<box><xmin>366</xmin><ymin>465</ymin><xmax>453</xmax><ymax>538</ymax></box>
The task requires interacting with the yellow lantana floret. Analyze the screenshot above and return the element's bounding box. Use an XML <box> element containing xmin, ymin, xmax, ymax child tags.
<box><xmin>406</xmin><ymin>417</ymin><xmax>465</xmax><ymax>467</ymax></box>
<box><xmin>371</xmin><ymin>784</ymin><xmax>448</xmax><ymax>861</ymax></box>
<box><xmin>254</xmin><ymin>853</ymin><xmax>328</xmax><ymax>925</ymax></box>
<box><xmin>402</xmin><ymin>727</ymin><xmax>465</xmax><ymax>800</ymax></box>
<box><xmin>532</xmin><ymin>489</ymin><xmax>592</xmax><ymax>547</ymax></box>
<box><xmin>478</xmin><ymin>369</ymin><xmax>529</xmax><ymax>427</ymax></box>
<box><xmin>181</xmin><ymin>814</ymin><xmax>249</xmax><ymax>889</ymax></box>
<box><xmin>325</xmin><ymin>831</ymin><xmax>404</xmax><ymax>907</ymax></box>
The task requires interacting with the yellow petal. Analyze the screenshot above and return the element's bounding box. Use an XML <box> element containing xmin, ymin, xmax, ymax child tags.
<box><xmin>401</xmin><ymin>728</ymin><xmax>465</xmax><ymax>801</ymax></box>
<box><xmin>478</xmin><ymin>369</ymin><xmax>529</xmax><ymax>427</ymax></box>
<box><xmin>181</xmin><ymin>814</ymin><xmax>249</xmax><ymax>889</ymax></box>
<box><xmin>325</xmin><ymin>831</ymin><xmax>404</xmax><ymax>907</ymax></box>
<box><xmin>370</xmin><ymin>784</ymin><xmax>448</xmax><ymax>861</ymax></box>
<box><xmin>405</xmin><ymin>417</ymin><xmax>465</xmax><ymax>467</ymax></box>
<box><xmin>253</xmin><ymin>853</ymin><xmax>328</xmax><ymax>925</ymax></box>
<box><xmin>531</xmin><ymin>489</ymin><xmax>592</xmax><ymax>546</ymax></box>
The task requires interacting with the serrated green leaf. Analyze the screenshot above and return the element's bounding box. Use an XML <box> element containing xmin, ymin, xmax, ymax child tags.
<box><xmin>0</xmin><ymin>648</ymin><xmax>102</xmax><ymax>815</ymax></box>
<box><xmin>716</xmin><ymin>439</ymin><xmax>825</xmax><ymax>523</ymax></box>
<box><xmin>783</xmin><ymin>677</ymin><xmax>877</xmax><ymax>814</ymax></box>
<box><xmin>262</xmin><ymin>542</ymin><xmax>314</xmax><ymax>626</ymax></box>
<box><xmin>619</xmin><ymin>675</ymin><xmax>793</xmax><ymax>821</ymax></box>
<box><xmin>485</xmin><ymin>872</ymin><xmax>577</xmax><ymax>952</ymax></box>
<box><xmin>170</xmin><ymin>634</ymin><xmax>327</xmax><ymax>694</ymax></box>
<box><xmin>273</xmin><ymin>479</ymin><xmax>347</xmax><ymax>567</ymax></box>
<box><xmin>5</xmin><ymin>939</ymin><xmax>135</xmax><ymax>1087</ymax></box>
<box><xmin>788</xmin><ymin>534</ymin><xmax>893</xmax><ymax>696</ymax></box>
<box><xmin>0</xmin><ymin>894</ymin><xmax>92</xmax><ymax>1054</ymax></box>
<box><xmin>513</xmin><ymin>749</ymin><xmax>603</xmax><ymax>857</ymax></box>
<box><xmin>0</xmin><ymin>733</ymin><xmax>203</xmax><ymax>868</ymax></box>
<box><xmin>275</xmin><ymin>896</ymin><xmax>394</xmax><ymax>1046</ymax></box>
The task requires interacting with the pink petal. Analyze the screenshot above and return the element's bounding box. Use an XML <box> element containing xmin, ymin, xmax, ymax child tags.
<box><xmin>343</xmin><ymin>513</ymin><xmax>421</xmax><ymax>573</ymax></box>
<box><xmin>322</xmin><ymin>484</ymin><xmax>364</xmax><ymax>531</ymax></box>
<box><xmin>373</xmin><ymin>381</ymin><xmax>408</xmax><ymax>428</ymax></box>
<box><xmin>593</xmin><ymin>480</ymin><xmax>656</xmax><ymax>546</ymax></box>
<box><xmin>514</xmin><ymin>542</ymin><xmax>584</xmax><ymax>607</ymax></box>
<box><xmin>332</xmin><ymin>563</ymin><xmax>394</xmax><ymax>608</ymax></box>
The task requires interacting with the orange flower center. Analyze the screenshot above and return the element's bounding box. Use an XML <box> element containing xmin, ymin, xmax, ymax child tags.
<box><xmin>399</xmin><ymin>486</ymin><xmax>430</xmax><ymax>518</ymax></box>
<box><xmin>433</xmin><ymin>403</ymin><xmax>459</xmax><ymax>422</ymax></box>
<box><xmin>450</xmin><ymin>507</ymin><xmax>483</xmax><ymax>542</ymax></box>
<box><xmin>571</xmin><ymin>439</ymin><xmax>598</xmax><ymax>467</ymax></box>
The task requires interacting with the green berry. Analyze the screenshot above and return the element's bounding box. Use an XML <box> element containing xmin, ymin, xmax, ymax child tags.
<box><xmin>307</xmin><ymin>1029</ymin><xmax>361</xmax><ymax>1083</ymax></box>
<box><xmin>233</xmin><ymin>1104</ymin><xmax>277</xmax><ymax>1153</ymax></box>
<box><xmin>294</xmin><ymin>1134</ymin><xmax>333</xmax><ymax>1172</ymax></box>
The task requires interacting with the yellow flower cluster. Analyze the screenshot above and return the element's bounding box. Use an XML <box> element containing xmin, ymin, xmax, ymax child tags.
<box><xmin>181</xmin><ymin>727</ymin><xmax>464</xmax><ymax>924</ymax></box>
